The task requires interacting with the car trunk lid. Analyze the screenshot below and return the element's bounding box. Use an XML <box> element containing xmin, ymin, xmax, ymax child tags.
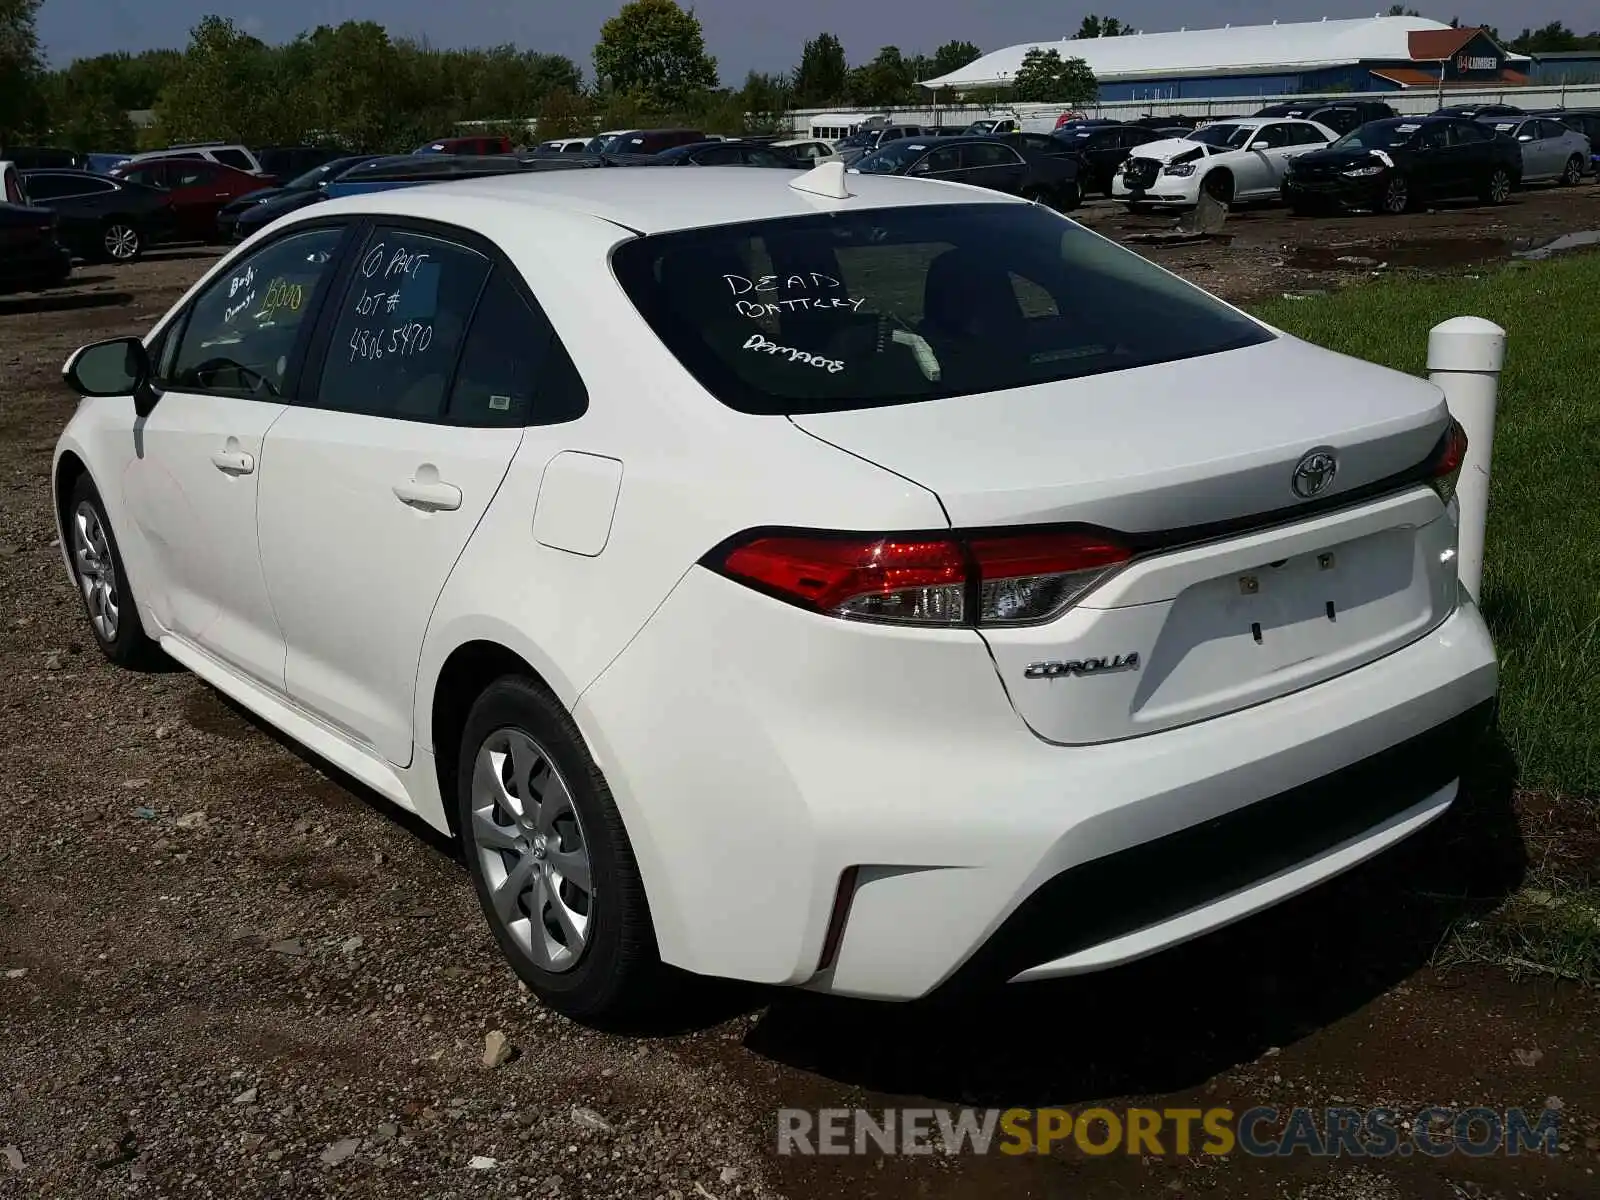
<box><xmin>789</xmin><ymin>334</ymin><xmax>1461</xmax><ymax>742</ymax></box>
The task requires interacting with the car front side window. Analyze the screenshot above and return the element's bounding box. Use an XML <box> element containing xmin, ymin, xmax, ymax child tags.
<box><xmin>165</xmin><ymin>226</ymin><xmax>347</xmax><ymax>399</ymax></box>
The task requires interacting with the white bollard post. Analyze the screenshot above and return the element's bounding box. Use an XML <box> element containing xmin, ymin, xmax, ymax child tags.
<box><xmin>1427</xmin><ymin>316</ymin><xmax>1505</xmax><ymax>604</ymax></box>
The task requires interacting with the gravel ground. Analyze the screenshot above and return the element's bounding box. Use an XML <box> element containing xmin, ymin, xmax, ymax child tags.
<box><xmin>3</xmin><ymin>186</ymin><xmax>1599</xmax><ymax>1199</ymax></box>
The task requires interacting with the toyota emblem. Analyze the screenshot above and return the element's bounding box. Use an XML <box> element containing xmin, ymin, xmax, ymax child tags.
<box><xmin>1292</xmin><ymin>448</ymin><xmax>1338</xmax><ymax>499</ymax></box>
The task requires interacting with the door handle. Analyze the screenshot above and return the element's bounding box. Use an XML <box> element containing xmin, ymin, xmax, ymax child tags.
<box><xmin>393</xmin><ymin>479</ymin><xmax>462</xmax><ymax>512</ymax></box>
<box><xmin>210</xmin><ymin>449</ymin><xmax>254</xmax><ymax>474</ymax></box>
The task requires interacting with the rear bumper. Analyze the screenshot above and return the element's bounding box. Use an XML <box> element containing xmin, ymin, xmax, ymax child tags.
<box><xmin>575</xmin><ymin>567</ymin><xmax>1498</xmax><ymax>1001</ymax></box>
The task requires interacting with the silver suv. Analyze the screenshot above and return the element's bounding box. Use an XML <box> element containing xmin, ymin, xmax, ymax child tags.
<box><xmin>122</xmin><ymin>143</ymin><xmax>266</xmax><ymax>175</ymax></box>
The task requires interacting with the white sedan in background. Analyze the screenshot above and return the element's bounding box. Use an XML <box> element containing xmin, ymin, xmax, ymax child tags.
<box><xmin>1113</xmin><ymin>117</ymin><xmax>1338</xmax><ymax>208</ymax></box>
<box><xmin>772</xmin><ymin>137</ymin><xmax>841</xmax><ymax>164</ymax></box>
<box><xmin>54</xmin><ymin>162</ymin><xmax>1495</xmax><ymax>1023</ymax></box>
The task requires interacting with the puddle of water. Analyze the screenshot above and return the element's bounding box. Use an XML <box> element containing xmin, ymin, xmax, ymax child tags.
<box><xmin>1513</xmin><ymin>229</ymin><xmax>1600</xmax><ymax>261</ymax></box>
<box><xmin>1286</xmin><ymin>230</ymin><xmax>1600</xmax><ymax>272</ymax></box>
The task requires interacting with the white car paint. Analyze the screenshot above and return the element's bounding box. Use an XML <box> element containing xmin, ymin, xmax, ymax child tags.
<box><xmin>772</xmin><ymin>138</ymin><xmax>841</xmax><ymax>164</ymax></box>
<box><xmin>1112</xmin><ymin>117</ymin><xmax>1337</xmax><ymax>207</ymax></box>
<box><xmin>53</xmin><ymin>167</ymin><xmax>1497</xmax><ymax>1010</ymax></box>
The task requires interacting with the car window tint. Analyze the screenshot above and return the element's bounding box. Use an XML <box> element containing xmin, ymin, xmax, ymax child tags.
<box><xmin>922</xmin><ymin>146</ymin><xmax>962</xmax><ymax>172</ymax></box>
<box><xmin>964</xmin><ymin>142</ymin><xmax>1022</xmax><ymax>167</ymax></box>
<box><xmin>611</xmin><ymin>203</ymin><xmax>1272</xmax><ymax>416</ymax></box>
<box><xmin>167</xmin><ymin>227</ymin><xmax>346</xmax><ymax>398</ymax></box>
<box><xmin>316</xmin><ymin>229</ymin><xmax>491</xmax><ymax>421</ymax></box>
<box><xmin>697</xmin><ymin>144</ymin><xmax>741</xmax><ymax>164</ymax></box>
<box><xmin>122</xmin><ymin>165</ymin><xmax>164</xmax><ymax>188</ymax></box>
<box><xmin>171</xmin><ymin>163</ymin><xmax>215</xmax><ymax>186</ymax></box>
<box><xmin>444</xmin><ymin>270</ymin><xmax>587</xmax><ymax>427</ymax></box>
<box><xmin>214</xmin><ymin>149</ymin><xmax>253</xmax><ymax>171</ymax></box>
<box><xmin>22</xmin><ymin>174</ymin><xmax>71</xmax><ymax>199</ymax></box>
<box><xmin>1420</xmin><ymin>124</ymin><xmax>1450</xmax><ymax>150</ymax></box>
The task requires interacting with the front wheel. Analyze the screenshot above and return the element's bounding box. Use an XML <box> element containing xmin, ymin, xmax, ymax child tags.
<box><xmin>1202</xmin><ymin>170</ymin><xmax>1234</xmax><ymax>208</ymax></box>
<box><xmin>1379</xmin><ymin>173</ymin><xmax>1411</xmax><ymax>215</ymax></box>
<box><xmin>1483</xmin><ymin>167</ymin><xmax>1513</xmax><ymax>205</ymax></box>
<box><xmin>66</xmin><ymin>474</ymin><xmax>160</xmax><ymax>667</ymax></box>
<box><xmin>1559</xmin><ymin>155</ymin><xmax>1583</xmax><ymax>186</ymax></box>
<box><xmin>457</xmin><ymin>676</ymin><xmax>667</xmax><ymax>1024</ymax></box>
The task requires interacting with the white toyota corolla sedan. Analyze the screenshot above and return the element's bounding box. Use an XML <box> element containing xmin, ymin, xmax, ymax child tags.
<box><xmin>54</xmin><ymin>162</ymin><xmax>1497</xmax><ymax>1022</ymax></box>
<box><xmin>1112</xmin><ymin>117</ymin><xmax>1338</xmax><ymax>208</ymax></box>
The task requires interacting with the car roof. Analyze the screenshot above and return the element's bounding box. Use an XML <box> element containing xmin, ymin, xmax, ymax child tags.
<box><xmin>302</xmin><ymin>164</ymin><xmax>1028</xmax><ymax>237</ymax></box>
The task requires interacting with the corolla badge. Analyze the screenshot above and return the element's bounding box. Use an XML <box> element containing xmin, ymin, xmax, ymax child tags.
<box><xmin>1292</xmin><ymin>448</ymin><xmax>1339</xmax><ymax>499</ymax></box>
<box><xmin>1023</xmin><ymin>654</ymin><xmax>1140</xmax><ymax>680</ymax></box>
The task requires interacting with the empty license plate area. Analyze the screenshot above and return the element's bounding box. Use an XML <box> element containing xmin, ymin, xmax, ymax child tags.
<box><xmin>1128</xmin><ymin>521</ymin><xmax>1455</xmax><ymax>729</ymax></box>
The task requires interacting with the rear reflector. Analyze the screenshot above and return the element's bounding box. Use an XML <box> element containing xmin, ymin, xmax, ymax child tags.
<box><xmin>709</xmin><ymin>529</ymin><xmax>1132</xmax><ymax>628</ymax></box>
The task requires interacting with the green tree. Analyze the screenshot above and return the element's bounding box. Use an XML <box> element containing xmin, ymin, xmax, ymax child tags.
<box><xmin>930</xmin><ymin>39</ymin><xmax>982</xmax><ymax>78</ymax></box>
<box><xmin>534</xmin><ymin>85</ymin><xmax>591</xmax><ymax>140</ymax></box>
<box><xmin>1011</xmin><ymin>47</ymin><xmax>1097</xmax><ymax>104</ymax></box>
<box><xmin>284</xmin><ymin>22</ymin><xmax>405</xmax><ymax>150</ymax></box>
<box><xmin>1074</xmin><ymin>15</ymin><xmax>1130</xmax><ymax>39</ymax></box>
<box><xmin>593</xmin><ymin>0</ymin><xmax>718</xmax><ymax>114</ymax></box>
<box><xmin>846</xmin><ymin>45</ymin><xmax>915</xmax><ymax>106</ymax></box>
<box><xmin>738</xmin><ymin>69</ymin><xmax>791</xmax><ymax>121</ymax></box>
<box><xmin>155</xmin><ymin>15</ymin><xmax>297</xmax><ymax>145</ymax></box>
<box><xmin>1387</xmin><ymin>5</ymin><xmax>1422</xmax><ymax>15</ymax></box>
<box><xmin>792</xmin><ymin>32</ymin><xmax>847</xmax><ymax>105</ymax></box>
<box><xmin>1</xmin><ymin>0</ymin><xmax>44</xmax><ymax>141</ymax></box>
<box><xmin>1508</xmin><ymin>22</ymin><xmax>1600</xmax><ymax>52</ymax></box>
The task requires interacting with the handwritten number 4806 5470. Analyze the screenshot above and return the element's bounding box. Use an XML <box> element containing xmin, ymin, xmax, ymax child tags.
<box><xmin>349</xmin><ymin>323</ymin><xmax>433</xmax><ymax>363</ymax></box>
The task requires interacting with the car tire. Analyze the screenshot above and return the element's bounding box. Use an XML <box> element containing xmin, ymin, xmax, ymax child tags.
<box><xmin>65</xmin><ymin>473</ymin><xmax>161</xmax><ymax>667</ymax></box>
<box><xmin>1202</xmin><ymin>170</ymin><xmax>1234</xmax><ymax>208</ymax></box>
<box><xmin>1559</xmin><ymin>155</ymin><xmax>1583</xmax><ymax>186</ymax></box>
<box><xmin>1482</xmin><ymin>167</ymin><xmax>1513</xmax><ymax>205</ymax></box>
<box><xmin>100</xmin><ymin>220</ymin><xmax>143</xmax><ymax>263</ymax></box>
<box><xmin>1379</xmin><ymin>174</ymin><xmax>1411</xmax><ymax>215</ymax></box>
<box><xmin>456</xmin><ymin>675</ymin><xmax>667</xmax><ymax>1024</ymax></box>
<box><xmin>1050</xmin><ymin>181</ymin><xmax>1082</xmax><ymax>211</ymax></box>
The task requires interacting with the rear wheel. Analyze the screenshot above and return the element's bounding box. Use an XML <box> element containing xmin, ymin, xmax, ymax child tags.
<box><xmin>1379</xmin><ymin>173</ymin><xmax>1410</xmax><ymax>215</ymax></box>
<box><xmin>457</xmin><ymin>676</ymin><xmax>667</xmax><ymax>1024</ymax></box>
<box><xmin>1482</xmin><ymin>167</ymin><xmax>1513</xmax><ymax>205</ymax></box>
<box><xmin>100</xmin><ymin>220</ymin><xmax>142</xmax><ymax>262</ymax></box>
<box><xmin>66</xmin><ymin>474</ymin><xmax>160</xmax><ymax>667</ymax></box>
<box><xmin>1559</xmin><ymin>155</ymin><xmax>1583</xmax><ymax>186</ymax></box>
<box><xmin>1052</xmin><ymin>180</ymin><xmax>1082</xmax><ymax>211</ymax></box>
<box><xmin>1202</xmin><ymin>170</ymin><xmax>1234</xmax><ymax>207</ymax></box>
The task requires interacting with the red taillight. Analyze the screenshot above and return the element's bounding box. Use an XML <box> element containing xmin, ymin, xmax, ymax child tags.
<box><xmin>1427</xmin><ymin>418</ymin><xmax>1469</xmax><ymax>503</ymax></box>
<box><xmin>711</xmin><ymin>529</ymin><xmax>1132</xmax><ymax>627</ymax></box>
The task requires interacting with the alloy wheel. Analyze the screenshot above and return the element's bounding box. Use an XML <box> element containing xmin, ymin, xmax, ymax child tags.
<box><xmin>1490</xmin><ymin>170</ymin><xmax>1511</xmax><ymax>204</ymax></box>
<box><xmin>103</xmin><ymin>224</ymin><xmax>140</xmax><ymax>261</ymax></box>
<box><xmin>73</xmin><ymin>500</ymin><xmax>119</xmax><ymax>642</ymax></box>
<box><xmin>1382</xmin><ymin>176</ymin><xmax>1408</xmax><ymax>214</ymax></box>
<box><xmin>470</xmin><ymin>728</ymin><xmax>593</xmax><ymax>973</ymax></box>
<box><xmin>1561</xmin><ymin>157</ymin><xmax>1582</xmax><ymax>186</ymax></box>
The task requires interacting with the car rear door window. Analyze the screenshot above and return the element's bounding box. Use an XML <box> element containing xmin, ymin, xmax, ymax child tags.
<box><xmin>171</xmin><ymin>163</ymin><xmax>218</xmax><ymax>187</ymax></box>
<box><xmin>963</xmin><ymin>142</ymin><xmax>1024</xmax><ymax>168</ymax></box>
<box><xmin>315</xmin><ymin>228</ymin><xmax>492</xmax><ymax>421</ymax></box>
<box><xmin>213</xmin><ymin>148</ymin><xmax>254</xmax><ymax>171</ymax></box>
<box><xmin>121</xmin><ymin>164</ymin><xmax>166</xmax><ymax>189</ymax></box>
<box><xmin>166</xmin><ymin>226</ymin><xmax>346</xmax><ymax>398</ymax></box>
<box><xmin>21</xmin><ymin>174</ymin><xmax>72</xmax><ymax>199</ymax></box>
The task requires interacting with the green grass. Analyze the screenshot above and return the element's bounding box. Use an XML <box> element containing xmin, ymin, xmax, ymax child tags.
<box><xmin>1252</xmin><ymin>252</ymin><xmax>1600</xmax><ymax>983</ymax></box>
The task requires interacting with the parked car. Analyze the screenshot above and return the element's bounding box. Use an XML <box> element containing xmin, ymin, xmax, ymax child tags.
<box><xmin>854</xmin><ymin>135</ymin><xmax>1083</xmax><ymax>209</ymax></box>
<box><xmin>415</xmin><ymin>135</ymin><xmax>515</xmax><ymax>156</ymax></box>
<box><xmin>0</xmin><ymin>146</ymin><xmax>84</xmax><ymax>170</ymax></box>
<box><xmin>654</xmin><ymin>141</ymin><xmax>802</xmax><ymax>168</ymax></box>
<box><xmin>111</xmin><ymin>158</ymin><xmax>273</xmax><ymax>242</ymax></box>
<box><xmin>255</xmin><ymin>145</ymin><xmax>349</xmax><ymax>179</ymax></box>
<box><xmin>1113</xmin><ymin>117</ymin><xmax>1337</xmax><ymax>209</ymax></box>
<box><xmin>1433</xmin><ymin>103</ymin><xmax>1522</xmax><ymax>119</ymax></box>
<box><xmin>0</xmin><ymin>199</ymin><xmax>72</xmax><ymax>292</ymax></box>
<box><xmin>123</xmin><ymin>143</ymin><xmax>268</xmax><ymax>176</ymax></box>
<box><xmin>582</xmin><ymin>130</ymin><xmax>631</xmax><ymax>154</ymax></box>
<box><xmin>217</xmin><ymin>155</ymin><xmax>380</xmax><ymax>241</ymax></box>
<box><xmin>84</xmin><ymin>152</ymin><xmax>132</xmax><ymax>174</ymax></box>
<box><xmin>52</xmin><ymin>167</ymin><xmax>1498</xmax><ymax>1021</ymax></box>
<box><xmin>1477</xmin><ymin>115</ymin><xmax>1591</xmax><ymax>185</ymax></box>
<box><xmin>1282</xmin><ymin>116</ymin><xmax>1522</xmax><ymax>215</ymax></box>
<box><xmin>1304</xmin><ymin>102</ymin><xmax>1400</xmax><ymax>136</ymax></box>
<box><xmin>606</xmin><ymin>129</ymin><xmax>708</xmax><ymax>155</ymax></box>
<box><xmin>1536</xmin><ymin>109</ymin><xmax>1600</xmax><ymax>169</ymax></box>
<box><xmin>18</xmin><ymin>169</ymin><xmax>175</xmax><ymax>262</ymax></box>
<box><xmin>535</xmin><ymin>139</ymin><xmax>591</xmax><ymax>154</ymax></box>
<box><xmin>1047</xmin><ymin>123</ymin><xmax>1167</xmax><ymax>195</ymax></box>
<box><xmin>772</xmin><ymin>138</ymin><xmax>840</xmax><ymax>164</ymax></box>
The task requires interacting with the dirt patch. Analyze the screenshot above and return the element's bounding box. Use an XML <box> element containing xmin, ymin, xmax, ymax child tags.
<box><xmin>3</xmin><ymin>205</ymin><xmax>1598</xmax><ymax>1198</ymax></box>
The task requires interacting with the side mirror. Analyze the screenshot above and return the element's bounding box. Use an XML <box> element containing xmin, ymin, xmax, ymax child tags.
<box><xmin>63</xmin><ymin>336</ymin><xmax>157</xmax><ymax>417</ymax></box>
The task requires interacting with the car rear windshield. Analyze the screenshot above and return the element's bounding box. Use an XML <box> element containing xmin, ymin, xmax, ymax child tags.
<box><xmin>610</xmin><ymin>202</ymin><xmax>1274</xmax><ymax>416</ymax></box>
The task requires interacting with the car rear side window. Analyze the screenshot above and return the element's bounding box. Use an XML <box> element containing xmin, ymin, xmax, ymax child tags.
<box><xmin>214</xmin><ymin>149</ymin><xmax>254</xmax><ymax>171</ymax></box>
<box><xmin>315</xmin><ymin>228</ymin><xmax>491</xmax><ymax>421</ymax></box>
<box><xmin>444</xmin><ymin>269</ymin><xmax>588</xmax><ymax>427</ymax></box>
<box><xmin>166</xmin><ymin>226</ymin><xmax>346</xmax><ymax>398</ymax></box>
<box><xmin>610</xmin><ymin>202</ymin><xmax>1274</xmax><ymax>416</ymax></box>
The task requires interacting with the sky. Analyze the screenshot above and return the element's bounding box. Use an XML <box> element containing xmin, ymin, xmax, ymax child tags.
<box><xmin>37</xmin><ymin>0</ymin><xmax>1596</xmax><ymax>78</ymax></box>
